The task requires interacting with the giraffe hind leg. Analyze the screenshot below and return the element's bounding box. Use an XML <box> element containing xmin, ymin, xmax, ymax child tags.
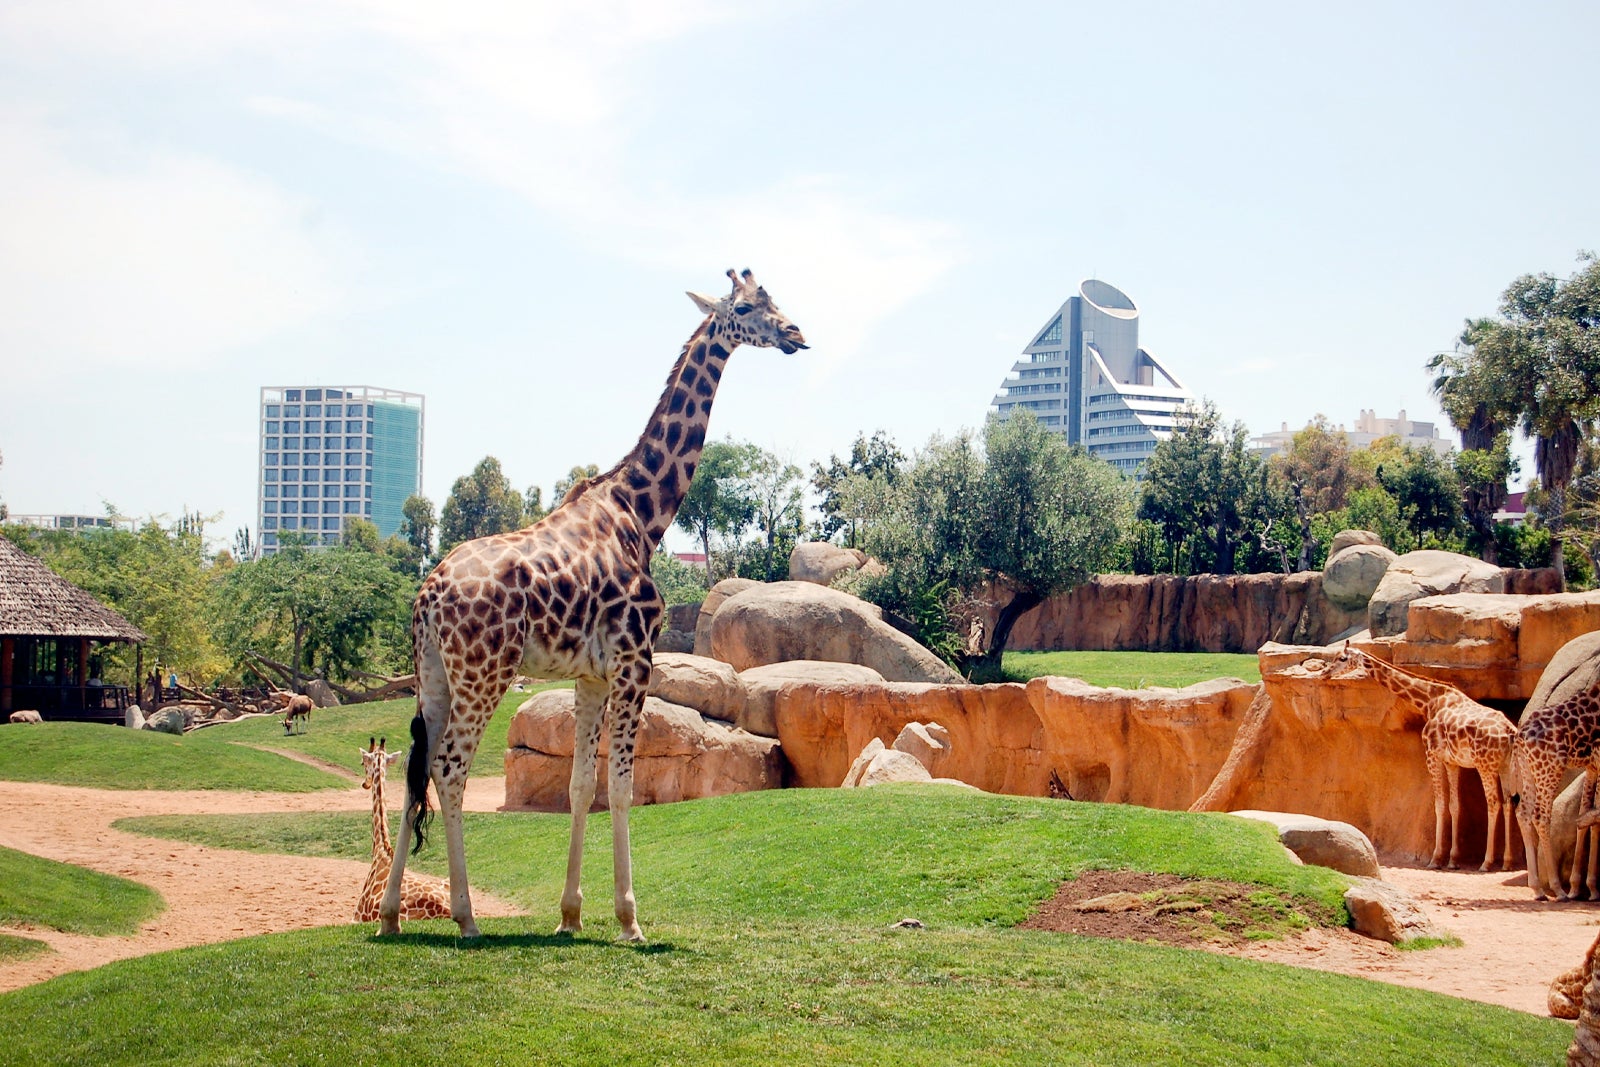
<box><xmin>558</xmin><ymin>678</ymin><xmax>607</xmax><ymax>935</ymax></box>
<box><xmin>607</xmin><ymin>658</ymin><xmax>649</xmax><ymax>943</ymax></box>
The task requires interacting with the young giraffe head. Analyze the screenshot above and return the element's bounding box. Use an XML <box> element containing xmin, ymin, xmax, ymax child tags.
<box><xmin>359</xmin><ymin>736</ymin><xmax>400</xmax><ymax>791</ymax></box>
<box><xmin>686</xmin><ymin>268</ymin><xmax>808</xmax><ymax>354</ymax></box>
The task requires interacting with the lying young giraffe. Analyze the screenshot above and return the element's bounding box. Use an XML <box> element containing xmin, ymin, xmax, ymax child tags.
<box><xmin>383</xmin><ymin>270</ymin><xmax>806</xmax><ymax>940</ymax></box>
<box><xmin>1328</xmin><ymin>646</ymin><xmax>1516</xmax><ymax>870</ymax></box>
<box><xmin>354</xmin><ymin>737</ymin><xmax>450</xmax><ymax>925</ymax></box>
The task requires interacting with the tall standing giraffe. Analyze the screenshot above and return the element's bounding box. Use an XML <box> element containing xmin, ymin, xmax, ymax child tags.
<box><xmin>382</xmin><ymin>269</ymin><xmax>806</xmax><ymax>941</ymax></box>
<box><xmin>1328</xmin><ymin>646</ymin><xmax>1516</xmax><ymax>871</ymax></box>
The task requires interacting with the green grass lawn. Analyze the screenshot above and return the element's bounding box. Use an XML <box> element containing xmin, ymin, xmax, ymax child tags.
<box><xmin>2</xmin><ymin>787</ymin><xmax>1566</xmax><ymax>1065</ymax></box>
<box><xmin>212</xmin><ymin>682</ymin><xmax>572</xmax><ymax>779</ymax></box>
<box><xmin>0</xmin><ymin>934</ymin><xmax>48</xmax><ymax>962</ymax></box>
<box><xmin>0</xmin><ymin>844</ymin><xmax>163</xmax><ymax>936</ymax></box>
<box><xmin>0</xmin><ymin>721</ymin><xmax>346</xmax><ymax>791</ymax></box>
<box><xmin>1004</xmin><ymin>650</ymin><xmax>1262</xmax><ymax>687</ymax></box>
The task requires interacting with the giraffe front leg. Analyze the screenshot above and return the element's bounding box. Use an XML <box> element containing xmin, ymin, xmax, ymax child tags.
<box><xmin>558</xmin><ymin>680</ymin><xmax>605</xmax><ymax>935</ymax></box>
<box><xmin>608</xmin><ymin>665</ymin><xmax>647</xmax><ymax>943</ymax></box>
<box><xmin>436</xmin><ymin>762</ymin><xmax>479</xmax><ymax>938</ymax></box>
<box><xmin>1426</xmin><ymin>753</ymin><xmax>1448</xmax><ymax>869</ymax></box>
<box><xmin>1445</xmin><ymin>764</ymin><xmax>1464</xmax><ymax>870</ymax></box>
<box><xmin>1479</xmin><ymin>770</ymin><xmax>1502</xmax><ymax>873</ymax></box>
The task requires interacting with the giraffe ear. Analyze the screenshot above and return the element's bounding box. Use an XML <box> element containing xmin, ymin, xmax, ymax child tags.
<box><xmin>687</xmin><ymin>291</ymin><xmax>719</xmax><ymax>316</ymax></box>
<box><xmin>386</xmin><ymin>752</ymin><xmax>402</xmax><ymax>767</ymax></box>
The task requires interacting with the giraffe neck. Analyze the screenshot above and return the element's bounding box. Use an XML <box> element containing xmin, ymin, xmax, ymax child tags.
<box><xmin>1362</xmin><ymin>654</ymin><xmax>1456</xmax><ymax>714</ymax></box>
<box><xmin>593</xmin><ymin>316</ymin><xmax>733</xmax><ymax>549</ymax></box>
<box><xmin>371</xmin><ymin>777</ymin><xmax>393</xmax><ymax>860</ymax></box>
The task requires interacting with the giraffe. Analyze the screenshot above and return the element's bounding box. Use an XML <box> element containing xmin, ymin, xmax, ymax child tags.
<box><xmin>1328</xmin><ymin>646</ymin><xmax>1516</xmax><ymax>871</ymax></box>
<box><xmin>381</xmin><ymin>269</ymin><xmax>806</xmax><ymax>940</ymax></box>
<box><xmin>1510</xmin><ymin>682</ymin><xmax>1600</xmax><ymax>900</ymax></box>
<box><xmin>354</xmin><ymin>736</ymin><xmax>451</xmax><ymax>925</ymax></box>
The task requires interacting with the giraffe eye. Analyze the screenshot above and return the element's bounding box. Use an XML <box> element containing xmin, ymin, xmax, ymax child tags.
<box><xmin>734</xmin><ymin>304</ymin><xmax>752</xmax><ymax>315</ymax></box>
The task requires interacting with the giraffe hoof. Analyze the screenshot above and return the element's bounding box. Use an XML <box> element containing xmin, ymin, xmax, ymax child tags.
<box><xmin>378</xmin><ymin>919</ymin><xmax>401</xmax><ymax>937</ymax></box>
<box><xmin>555</xmin><ymin>921</ymin><xmax>582</xmax><ymax>936</ymax></box>
<box><xmin>618</xmin><ymin>926</ymin><xmax>646</xmax><ymax>944</ymax></box>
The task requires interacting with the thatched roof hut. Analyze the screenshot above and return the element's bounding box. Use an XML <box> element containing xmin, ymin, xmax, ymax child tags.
<box><xmin>0</xmin><ymin>533</ymin><xmax>146</xmax><ymax>722</ymax></box>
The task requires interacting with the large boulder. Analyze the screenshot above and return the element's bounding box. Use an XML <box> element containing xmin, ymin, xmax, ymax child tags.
<box><xmin>503</xmin><ymin>689</ymin><xmax>782</xmax><ymax>810</ymax></box>
<box><xmin>649</xmin><ymin>653</ymin><xmax>745</xmax><ymax>723</ymax></box>
<box><xmin>305</xmin><ymin>678</ymin><xmax>341</xmax><ymax>708</ymax></box>
<box><xmin>710</xmin><ymin>582</ymin><xmax>963</xmax><ymax>684</ymax></box>
<box><xmin>789</xmin><ymin>542</ymin><xmax>871</xmax><ymax>586</ymax></box>
<box><xmin>694</xmin><ymin>578</ymin><xmax>762</xmax><ymax>658</ymax></box>
<box><xmin>1228</xmin><ymin>810</ymin><xmax>1380</xmax><ymax>877</ymax></box>
<box><xmin>1528</xmin><ymin>631</ymin><xmax>1600</xmax><ymax>714</ymax></box>
<box><xmin>892</xmin><ymin>722</ymin><xmax>953</xmax><ymax>778</ymax></box>
<box><xmin>1343</xmin><ymin>877</ymin><xmax>1449</xmax><ymax>944</ymax></box>
<box><xmin>145</xmin><ymin>708</ymin><xmax>186</xmax><ymax>734</ymax></box>
<box><xmin>737</xmin><ymin>660</ymin><xmax>887</xmax><ymax>738</ymax></box>
<box><xmin>1327</xmin><ymin>529</ymin><xmax>1384</xmax><ymax>558</ymax></box>
<box><xmin>125</xmin><ymin>704</ymin><xmax>145</xmax><ymax>730</ymax></box>
<box><xmin>1322</xmin><ymin>543</ymin><xmax>1398</xmax><ymax>610</ymax></box>
<box><xmin>1367</xmin><ymin>550</ymin><xmax>1504</xmax><ymax>637</ymax></box>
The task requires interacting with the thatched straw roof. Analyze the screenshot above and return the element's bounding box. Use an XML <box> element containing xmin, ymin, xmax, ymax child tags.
<box><xmin>0</xmin><ymin>534</ymin><xmax>147</xmax><ymax>641</ymax></box>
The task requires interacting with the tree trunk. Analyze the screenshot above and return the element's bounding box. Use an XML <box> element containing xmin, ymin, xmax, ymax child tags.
<box><xmin>977</xmin><ymin>589</ymin><xmax>1044</xmax><ymax>673</ymax></box>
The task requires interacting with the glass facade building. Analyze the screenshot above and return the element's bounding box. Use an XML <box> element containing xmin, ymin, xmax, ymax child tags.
<box><xmin>991</xmin><ymin>280</ymin><xmax>1195</xmax><ymax>475</ymax></box>
<box><xmin>256</xmin><ymin>385</ymin><xmax>424</xmax><ymax>555</ymax></box>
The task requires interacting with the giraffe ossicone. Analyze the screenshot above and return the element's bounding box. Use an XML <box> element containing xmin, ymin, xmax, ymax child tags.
<box><xmin>380</xmin><ymin>269</ymin><xmax>806</xmax><ymax>941</ymax></box>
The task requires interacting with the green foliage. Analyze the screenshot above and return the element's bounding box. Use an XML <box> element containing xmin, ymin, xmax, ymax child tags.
<box><xmin>0</xmin><ymin>844</ymin><xmax>163</xmax><ymax>935</ymax></box>
<box><xmin>1455</xmin><ymin>435</ymin><xmax>1519</xmax><ymax>560</ymax></box>
<box><xmin>438</xmin><ymin>456</ymin><xmax>527</xmax><ymax>555</ymax></box>
<box><xmin>0</xmin><ymin>721</ymin><xmax>346</xmax><ymax>790</ymax></box>
<box><xmin>675</xmin><ymin>440</ymin><xmax>761</xmax><ymax>584</ymax></box>
<box><xmin>737</xmin><ymin>449</ymin><xmax>805</xmax><ymax>582</ymax></box>
<box><xmin>1374</xmin><ymin>443</ymin><xmax>1463</xmax><ymax>547</ymax></box>
<box><xmin>1</xmin><ymin>518</ymin><xmax>226</xmax><ymax>681</ymax></box>
<box><xmin>551</xmin><ymin>463</ymin><xmax>602</xmax><ymax>505</ymax></box>
<box><xmin>212</xmin><ymin>540</ymin><xmax>415</xmax><ymax>683</ymax></box>
<box><xmin>1002</xmin><ymin>650</ymin><xmax>1263</xmax><ymax>687</ymax></box>
<box><xmin>810</xmin><ymin>430</ymin><xmax>905</xmax><ymax>546</ymax></box>
<box><xmin>649</xmin><ymin>551</ymin><xmax>709</xmax><ymax>607</ymax></box>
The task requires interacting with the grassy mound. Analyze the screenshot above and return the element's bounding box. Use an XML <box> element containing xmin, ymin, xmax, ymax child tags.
<box><xmin>0</xmin><ymin>844</ymin><xmax>163</xmax><ymax>935</ymax></box>
<box><xmin>7</xmin><ymin>788</ymin><xmax>1570</xmax><ymax>1065</ymax></box>
<box><xmin>0</xmin><ymin>934</ymin><xmax>49</xmax><ymax>962</ymax></box>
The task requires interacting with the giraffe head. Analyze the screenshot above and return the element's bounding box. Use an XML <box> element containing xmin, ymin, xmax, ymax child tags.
<box><xmin>1324</xmin><ymin>645</ymin><xmax>1368</xmax><ymax>679</ymax></box>
<box><xmin>359</xmin><ymin>736</ymin><xmax>400</xmax><ymax>790</ymax></box>
<box><xmin>687</xmin><ymin>268</ymin><xmax>808</xmax><ymax>354</ymax></box>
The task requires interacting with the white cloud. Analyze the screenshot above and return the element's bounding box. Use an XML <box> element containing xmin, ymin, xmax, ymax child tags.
<box><xmin>0</xmin><ymin>112</ymin><xmax>353</xmax><ymax>375</ymax></box>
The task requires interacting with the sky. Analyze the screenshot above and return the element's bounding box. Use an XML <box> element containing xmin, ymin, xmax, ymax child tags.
<box><xmin>1</xmin><ymin>1</ymin><xmax>1597</xmax><ymax>553</ymax></box>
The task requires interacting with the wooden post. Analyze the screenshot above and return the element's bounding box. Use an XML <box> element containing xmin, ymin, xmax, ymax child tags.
<box><xmin>134</xmin><ymin>644</ymin><xmax>143</xmax><ymax>711</ymax></box>
<box><xmin>1</xmin><ymin>637</ymin><xmax>13</xmax><ymax>713</ymax></box>
<box><xmin>77</xmin><ymin>639</ymin><xmax>89</xmax><ymax>712</ymax></box>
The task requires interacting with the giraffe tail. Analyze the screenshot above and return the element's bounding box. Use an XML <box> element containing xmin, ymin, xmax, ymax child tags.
<box><xmin>405</xmin><ymin>711</ymin><xmax>433</xmax><ymax>855</ymax></box>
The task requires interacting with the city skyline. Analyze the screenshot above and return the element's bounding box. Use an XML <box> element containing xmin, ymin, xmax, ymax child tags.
<box><xmin>1</xmin><ymin>3</ymin><xmax>1596</xmax><ymax>548</ymax></box>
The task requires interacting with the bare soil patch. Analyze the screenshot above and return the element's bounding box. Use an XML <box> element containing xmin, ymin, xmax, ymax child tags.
<box><xmin>1021</xmin><ymin>869</ymin><xmax>1334</xmax><ymax>948</ymax></box>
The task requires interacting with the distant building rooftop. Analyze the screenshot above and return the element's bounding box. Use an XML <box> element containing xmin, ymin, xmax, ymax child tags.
<box><xmin>1250</xmin><ymin>409</ymin><xmax>1453</xmax><ymax>459</ymax></box>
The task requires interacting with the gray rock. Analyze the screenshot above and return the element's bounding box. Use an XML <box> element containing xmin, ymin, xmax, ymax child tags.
<box><xmin>841</xmin><ymin>738</ymin><xmax>885</xmax><ymax>788</ymax></box>
<box><xmin>709</xmin><ymin>582</ymin><xmax>964</xmax><ymax>684</ymax></box>
<box><xmin>856</xmin><ymin>748</ymin><xmax>934</xmax><ymax>787</ymax></box>
<box><xmin>125</xmin><ymin>704</ymin><xmax>145</xmax><ymax>730</ymax></box>
<box><xmin>652</xmin><ymin>629</ymin><xmax>695</xmax><ymax>654</ymax></box>
<box><xmin>1528</xmin><ymin>631</ymin><xmax>1600</xmax><ymax>715</ymax></box>
<box><xmin>892</xmin><ymin>721</ymin><xmax>953</xmax><ymax>778</ymax></box>
<box><xmin>1322</xmin><ymin>543</ymin><xmax>1398</xmax><ymax>610</ymax></box>
<box><xmin>1343</xmin><ymin>877</ymin><xmax>1449</xmax><ymax>943</ymax></box>
<box><xmin>145</xmin><ymin>708</ymin><xmax>186</xmax><ymax>734</ymax></box>
<box><xmin>788</xmin><ymin>542</ymin><xmax>871</xmax><ymax>586</ymax></box>
<box><xmin>1327</xmin><ymin>529</ymin><xmax>1384</xmax><ymax>558</ymax></box>
<box><xmin>1229</xmin><ymin>810</ymin><xmax>1381</xmax><ymax>877</ymax></box>
<box><xmin>1367</xmin><ymin>550</ymin><xmax>1504</xmax><ymax>637</ymax></box>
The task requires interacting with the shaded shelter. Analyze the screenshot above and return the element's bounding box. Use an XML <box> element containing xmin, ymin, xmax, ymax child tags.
<box><xmin>0</xmin><ymin>533</ymin><xmax>147</xmax><ymax>723</ymax></box>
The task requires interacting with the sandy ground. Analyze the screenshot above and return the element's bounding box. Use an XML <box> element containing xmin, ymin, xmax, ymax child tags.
<box><xmin>0</xmin><ymin>776</ymin><xmax>520</xmax><ymax>994</ymax></box>
<box><xmin>1</xmin><ymin>776</ymin><xmax>1596</xmax><ymax>1018</ymax></box>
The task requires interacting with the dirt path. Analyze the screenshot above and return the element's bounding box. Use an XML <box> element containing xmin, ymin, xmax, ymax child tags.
<box><xmin>1</xmin><ymin>777</ymin><xmax>1596</xmax><ymax>1017</ymax></box>
<box><xmin>0</xmin><ymin>776</ymin><xmax>520</xmax><ymax>993</ymax></box>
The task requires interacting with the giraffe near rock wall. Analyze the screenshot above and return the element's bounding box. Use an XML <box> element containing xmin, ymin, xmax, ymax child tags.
<box><xmin>355</xmin><ymin>737</ymin><xmax>450</xmax><ymax>925</ymax></box>
<box><xmin>1512</xmin><ymin>683</ymin><xmax>1600</xmax><ymax>900</ymax></box>
<box><xmin>381</xmin><ymin>269</ymin><xmax>806</xmax><ymax>940</ymax></box>
<box><xmin>1328</xmin><ymin>646</ymin><xmax>1516</xmax><ymax>871</ymax></box>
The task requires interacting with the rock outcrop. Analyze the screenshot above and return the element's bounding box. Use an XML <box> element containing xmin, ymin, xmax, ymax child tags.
<box><xmin>503</xmin><ymin>689</ymin><xmax>782</xmax><ymax>810</ymax></box>
<box><xmin>1343</xmin><ymin>878</ymin><xmax>1449</xmax><ymax>943</ymax></box>
<box><xmin>693</xmin><ymin>578</ymin><xmax>762</xmax><ymax>658</ymax></box>
<box><xmin>709</xmin><ymin>582</ymin><xmax>963</xmax><ymax>684</ymax></box>
<box><xmin>788</xmin><ymin>542</ymin><xmax>871</xmax><ymax>586</ymax></box>
<box><xmin>145</xmin><ymin>708</ymin><xmax>186</xmax><ymax>734</ymax></box>
<box><xmin>648</xmin><ymin>653</ymin><xmax>745</xmax><ymax>724</ymax></box>
<box><xmin>1367</xmin><ymin>550</ymin><xmax>1504</xmax><ymax>637</ymax></box>
<box><xmin>1322</xmin><ymin>543</ymin><xmax>1397</xmax><ymax>611</ymax></box>
<box><xmin>736</xmin><ymin>660</ymin><xmax>887</xmax><ymax>738</ymax></box>
<box><xmin>994</xmin><ymin>572</ymin><xmax>1366</xmax><ymax>653</ymax></box>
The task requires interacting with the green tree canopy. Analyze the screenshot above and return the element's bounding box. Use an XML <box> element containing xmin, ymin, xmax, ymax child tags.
<box><xmin>674</xmin><ymin>440</ymin><xmax>760</xmax><ymax>583</ymax></box>
<box><xmin>811</xmin><ymin>431</ymin><xmax>905</xmax><ymax>546</ymax></box>
<box><xmin>438</xmin><ymin>457</ymin><xmax>526</xmax><ymax>556</ymax></box>
<box><xmin>1138</xmin><ymin>401</ymin><xmax>1272</xmax><ymax>576</ymax></box>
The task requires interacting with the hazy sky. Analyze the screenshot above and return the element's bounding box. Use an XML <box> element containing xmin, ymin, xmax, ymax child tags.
<box><xmin>2</xmin><ymin>1</ymin><xmax>1596</xmax><ymax>550</ymax></box>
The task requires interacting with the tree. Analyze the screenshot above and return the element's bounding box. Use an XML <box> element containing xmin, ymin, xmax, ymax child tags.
<box><xmin>438</xmin><ymin>457</ymin><xmax>526</xmax><ymax>555</ymax></box>
<box><xmin>214</xmin><ymin>538</ymin><xmax>414</xmax><ymax>686</ymax></box>
<box><xmin>1447</xmin><ymin>255</ymin><xmax>1600</xmax><ymax>584</ymax></box>
<box><xmin>1269</xmin><ymin>416</ymin><xmax>1372</xmax><ymax>515</ymax></box>
<box><xmin>341</xmin><ymin>517</ymin><xmax>382</xmax><ymax>554</ymax></box>
<box><xmin>1139</xmin><ymin>402</ymin><xmax>1268</xmax><ymax>575</ymax></box>
<box><xmin>743</xmin><ymin>451</ymin><xmax>805</xmax><ymax>582</ymax></box>
<box><xmin>1374</xmin><ymin>445</ymin><xmax>1463</xmax><ymax>547</ymax></box>
<box><xmin>858</xmin><ymin>413</ymin><xmax>1127</xmax><ymax>672</ymax></box>
<box><xmin>674</xmin><ymin>441</ymin><xmax>759</xmax><ymax>583</ymax></box>
<box><xmin>811</xmin><ymin>431</ymin><xmax>905</xmax><ymax>546</ymax></box>
<box><xmin>398</xmin><ymin>494</ymin><xmax>436</xmax><ymax>574</ymax></box>
<box><xmin>553</xmin><ymin>464</ymin><xmax>601</xmax><ymax>505</ymax></box>
<box><xmin>1430</xmin><ymin>341</ymin><xmax>1514</xmax><ymax>563</ymax></box>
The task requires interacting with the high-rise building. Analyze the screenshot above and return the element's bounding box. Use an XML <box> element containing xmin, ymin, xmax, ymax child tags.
<box><xmin>991</xmin><ymin>279</ymin><xmax>1195</xmax><ymax>475</ymax></box>
<box><xmin>256</xmin><ymin>385</ymin><xmax>424</xmax><ymax>555</ymax></box>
